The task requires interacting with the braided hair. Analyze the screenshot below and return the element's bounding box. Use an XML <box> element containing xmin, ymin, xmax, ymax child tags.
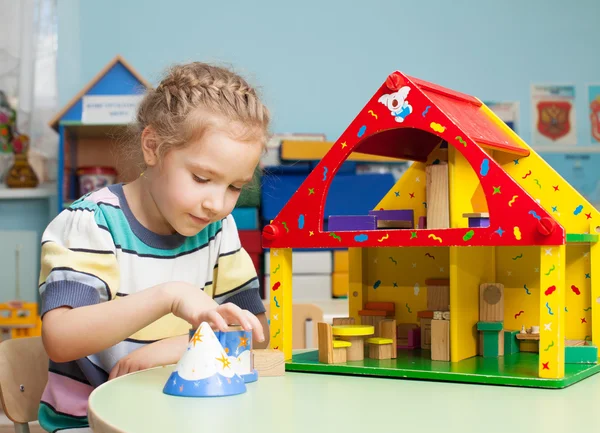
<box><xmin>123</xmin><ymin>62</ymin><xmax>270</xmax><ymax>171</ymax></box>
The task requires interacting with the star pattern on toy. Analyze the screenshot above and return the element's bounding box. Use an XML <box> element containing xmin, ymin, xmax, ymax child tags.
<box><xmin>309</xmin><ymin>231</ymin><xmax>314</xmax><ymax>236</ymax></box>
<box><xmin>409</xmin><ymin>192</ymin><xmax>415</xmax><ymax>198</ymax></box>
<box><xmin>493</xmin><ymin>186</ymin><xmax>501</xmax><ymax>195</ymax></box>
<box><xmin>553</xmin><ymin>185</ymin><xmax>559</xmax><ymax>191</ymax></box>
<box><xmin>495</xmin><ymin>227</ymin><xmax>505</xmax><ymax>237</ymax></box>
<box><xmin>308</xmin><ymin>188</ymin><xmax>315</xmax><ymax>195</ymax></box>
<box><xmin>544</xmin><ymin>322</ymin><xmax>552</xmax><ymax>331</ymax></box>
<box><xmin>581</xmin><ymin>318</ymin><xmax>587</xmax><ymax>324</ymax></box>
<box><xmin>216</xmin><ymin>353</ymin><xmax>231</xmax><ymax>370</ymax></box>
<box><xmin>545</xmin><ymin>248</ymin><xmax>553</xmax><ymax>256</ymax></box>
<box><xmin>542</xmin><ymin>362</ymin><xmax>549</xmax><ymax>370</ymax></box>
<box><xmin>341</xmin><ymin>141</ymin><xmax>347</xmax><ymax>149</ymax></box>
<box><xmin>191</xmin><ymin>330</ymin><xmax>204</xmax><ymax>347</ymax></box>
<box><xmin>395</xmin><ymin>191</ymin><xmax>400</xmax><ymax>197</ymax></box>
<box><xmin>238</xmin><ymin>336</ymin><xmax>249</xmax><ymax>349</ymax></box>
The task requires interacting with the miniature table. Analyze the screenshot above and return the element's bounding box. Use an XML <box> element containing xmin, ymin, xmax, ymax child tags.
<box><xmin>88</xmin><ymin>364</ymin><xmax>600</xmax><ymax>433</ymax></box>
<box><xmin>331</xmin><ymin>325</ymin><xmax>374</xmax><ymax>361</ymax></box>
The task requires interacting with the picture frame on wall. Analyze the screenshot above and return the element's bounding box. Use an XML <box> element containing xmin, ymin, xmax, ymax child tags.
<box><xmin>531</xmin><ymin>84</ymin><xmax>577</xmax><ymax>147</ymax></box>
<box><xmin>588</xmin><ymin>83</ymin><xmax>600</xmax><ymax>145</ymax></box>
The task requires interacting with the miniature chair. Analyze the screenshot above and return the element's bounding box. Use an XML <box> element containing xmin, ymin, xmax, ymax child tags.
<box><xmin>332</xmin><ymin>317</ymin><xmax>355</xmax><ymax>326</ymax></box>
<box><xmin>358</xmin><ymin>302</ymin><xmax>395</xmax><ymax>336</ymax></box>
<box><xmin>0</xmin><ymin>336</ymin><xmax>48</xmax><ymax>433</ymax></box>
<box><xmin>265</xmin><ymin>303</ymin><xmax>324</xmax><ymax>349</ymax></box>
<box><xmin>317</xmin><ymin>322</ymin><xmax>351</xmax><ymax>364</ymax></box>
<box><xmin>366</xmin><ymin>319</ymin><xmax>397</xmax><ymax>360</ymax></box>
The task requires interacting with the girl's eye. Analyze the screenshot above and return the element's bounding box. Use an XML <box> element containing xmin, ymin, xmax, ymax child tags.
<box><xmin>193</xmin><ymin>175</ymin><xmax>209</xmax><ymax>183</ymax></box>
<box><xmin>229</xmin><ymin>185</ymin><xmax>243</xmax><ymax>192</ymax></box>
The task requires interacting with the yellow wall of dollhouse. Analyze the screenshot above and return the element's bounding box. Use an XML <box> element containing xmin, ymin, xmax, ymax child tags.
<box><xmin>348</xmin><ymin>105</ymin><xmax>599</xmax><ymax>363</ymax></box>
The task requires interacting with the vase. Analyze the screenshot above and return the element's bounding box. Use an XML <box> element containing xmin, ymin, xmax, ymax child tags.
<box><xmin>5</xmin><ymin>152</ymin><xmax>39</xmax><ymax>188</ymax></box>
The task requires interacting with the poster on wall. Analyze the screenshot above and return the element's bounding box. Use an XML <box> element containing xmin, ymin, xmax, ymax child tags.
<box><xmin>531</xmin><ymin>84</ymin><xmax>577</xmax><ymax>146</ymax></box>
<box><xmin>588</xmin><ymin>84</ymin><xmax>600</xmax><ymax>144</ymax></box>
<box><xmin>484</xmin><ymin>101</ymin><xmax>519</xmax><ymax>132</ymax></box>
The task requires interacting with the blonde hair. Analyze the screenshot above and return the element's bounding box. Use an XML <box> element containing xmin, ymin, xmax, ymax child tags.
<box><xmin>123</xmin><ymin>62</ymin><xmax>270</xmax><ymax>171</ymax></box>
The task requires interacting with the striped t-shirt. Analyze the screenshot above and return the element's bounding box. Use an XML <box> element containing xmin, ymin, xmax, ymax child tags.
<box><xmin>37</xmin><ymin>183</ymin><xmax>264</xmax><ymax>432</ymax></box>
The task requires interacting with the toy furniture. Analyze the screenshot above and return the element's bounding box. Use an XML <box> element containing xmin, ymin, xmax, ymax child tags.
<box><xmin>358</xmin><ymin>301</ymin><xmax>395</xmax><ymax>336</ymax></box>
<box><xmin>87</xmin><ymin>364</ymin><xmax>600</xmax><ymax>433</ymax></box>
<box><xmin>317</xmin><ymin>322</ymin><xmax>351</xmax><ymax>364</ymax></box>
<box><xmin>366</xmin><ymin>319</ymin><xmax>397</xmax><ymax>359</ymax></box>
<box><xmin>0</xmin><ymin>336</ymin><xmax>48</xmax><ymax>433</ymax></box>
<box><xmin>331</xmin><ymin>324</ymin><xmax>374</xmax><ymax>361</ymax></box>
<box><xmin>263</xmin><ymin>70</ymin><xmax>600</xmax><ymax>388</ymax></box>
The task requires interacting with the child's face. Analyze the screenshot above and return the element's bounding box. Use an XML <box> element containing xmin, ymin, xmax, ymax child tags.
<box><xmin>151</xmin><ymin>127</ymin><xmax>262</xmax><ymax>236</ymax></box>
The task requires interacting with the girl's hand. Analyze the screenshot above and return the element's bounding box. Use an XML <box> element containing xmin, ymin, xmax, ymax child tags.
<box><xmin>166</xmin><ymin>282</ymin><xmax>265</xmax><ymax>342</ymax></box>
<box><xmin>108</xmin><ymin>334</ymin><xmax>188</xmax><ymax>380</ymax></box>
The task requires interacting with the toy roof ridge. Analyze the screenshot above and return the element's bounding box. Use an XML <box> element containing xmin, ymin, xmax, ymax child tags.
<box><xmin>49</xmin><ymin>55</ymin><xmax>152</xmax><ymax>131</ymax></box>
<box><xmin>261</xmin><ymin>70</ymin><xmax>565</xmax><ymax>249</ymax></box>
<box><xmin>354</xmin><ymin>72</ymin><xmax>530</xmax><ymax>162</ymax></box>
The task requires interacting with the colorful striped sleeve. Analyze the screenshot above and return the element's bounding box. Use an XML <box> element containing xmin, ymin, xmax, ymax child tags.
<box><xmin>39</xmin><ymin>204</ymin><xmax>120</xmax><ymax>317</ymax></box>
<box><xmin>212</xmin><ymin>215</ymin><xmax>265</xmax><ymax>315</ymax></box>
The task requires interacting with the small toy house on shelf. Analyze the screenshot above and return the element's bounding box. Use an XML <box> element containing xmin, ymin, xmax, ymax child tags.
<box><xmin>49</xmin><ymin>55</ymin><xmax>150</xmax><ymax>209</ymax></box>
<box><xmin>263</xmin><ymin>71</ymin><xmax>600</xmax><ymax>388</ymax></box>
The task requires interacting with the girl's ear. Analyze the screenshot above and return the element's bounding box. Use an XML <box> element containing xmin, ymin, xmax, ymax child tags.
<box><xmin>141</xmin><ymin>126</ymin><xmax>159</xmax><ymax>167</ymax></box>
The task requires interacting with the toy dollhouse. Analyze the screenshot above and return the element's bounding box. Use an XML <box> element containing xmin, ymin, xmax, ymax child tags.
<box><xmin>49</xmin><ymin>55</ymin><xmax>151</xmax><ymax>210</ymax></box>
<box><xmin>262</xmin><ymin>71</ymin><xmax>600</xmax><ymax>388</ymax></box>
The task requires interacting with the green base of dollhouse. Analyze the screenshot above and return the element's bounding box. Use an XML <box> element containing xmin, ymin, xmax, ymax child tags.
<box><xmin>286</xmin><ymin>349</ymin><xmax>600</xmax><ymax>389</ymax></box>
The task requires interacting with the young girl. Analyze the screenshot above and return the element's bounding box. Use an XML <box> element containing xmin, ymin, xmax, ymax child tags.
<box><xmin>38</xmin><ymin>62</ymin><xmax>270</xmax><ymax>432</ymax></box>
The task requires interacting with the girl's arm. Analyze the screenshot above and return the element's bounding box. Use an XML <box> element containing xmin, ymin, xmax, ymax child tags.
<box><xmin>42</xmin><ymin>282</ymin><xmax>264</xmax><ymax>363</ymax></box>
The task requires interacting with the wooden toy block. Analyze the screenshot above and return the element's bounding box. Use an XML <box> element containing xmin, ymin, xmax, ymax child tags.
<box><xmin>333</xmin><ymin>249</ymin><xmax>349</xmax><ymax>273</ymax></box>
<box><xmin>420</xmin><ymin>318</ymin><xmax>432</xmax><ymax>350</ymax></box>
<box><xmin>328</xmin><ymin>215</ymin><xmax>377</xmax><ymax>231</ymax></box>
<box><xmin>332</xmin><ymin>272</ymin><xmax>349</xmax><ymax>298</ymax></box>
<box><xmin>431</xmin><ymin>319</ymin><xmax>450</xmax><ymax>361</ymax></box>
<box><xmin>418</xmin><ymin>216</ymin><xmax>427</xmax><ymax>229</ymax></box>
<box><xmin>565</xmin><ymin>343</ymin><xmax>598</xmax><ymax>364</ymax></box>
<box><xmin>426</xmin><ymin>278</ymin><xmax>450</xmax><ymax>311</ymax></box>
<box><xmin>381</xmin><ymin>319</ymin><xmax>397</xmax><ymax>359</ymax></box>
<box><xmin>479</xmin><ymin>283</ymin><xmax>504</xmax><ymax>322</ymax></box>
<box><xmin>433</xmin><ymin>311</ymin><xmax>442</xmax><ymax>320</ymax></box>
<box><xmin>265</xmin><ymin>250</ymin><xmax>333</xmax><ymax>275</ymax></box>
<box><xmin>317</xmin><ymin>322</ymin><xmax>348</xmax><ymax>364</ymax></box>
<box><xmin>504</xmin><ymin>330</ymin><xmax>520</xmax><ymax>355</ymax></box>
<box><xmin>425</xmin><ymin>164</ymin><xmax>449</xmax><ymax>229</ymax></box>
<box><xmin>252</xmin><ymin>349</ymin><xmax>285</xmax><ymax>376</ymax></box>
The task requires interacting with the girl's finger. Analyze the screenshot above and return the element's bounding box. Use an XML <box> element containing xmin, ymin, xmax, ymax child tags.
<box><xmin>244</xmin><ymin>310</ymin><xmax>264</xmax><ymax>341</ymax></box>
<box><xmin>219</xmin><ymin>303</ymin><xmax>252</xmax><ymax>329</ymax></box>
<box><xmin>206</xmin><ymin>310</ymin><xmax>228</xmax><ymax>332</ymax></box>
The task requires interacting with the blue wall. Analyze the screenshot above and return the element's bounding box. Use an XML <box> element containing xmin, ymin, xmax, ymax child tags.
<box><xmin>58</xmin><ymin>0</ymin><xmax>598</xmax><ymax>145</ymax></box>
